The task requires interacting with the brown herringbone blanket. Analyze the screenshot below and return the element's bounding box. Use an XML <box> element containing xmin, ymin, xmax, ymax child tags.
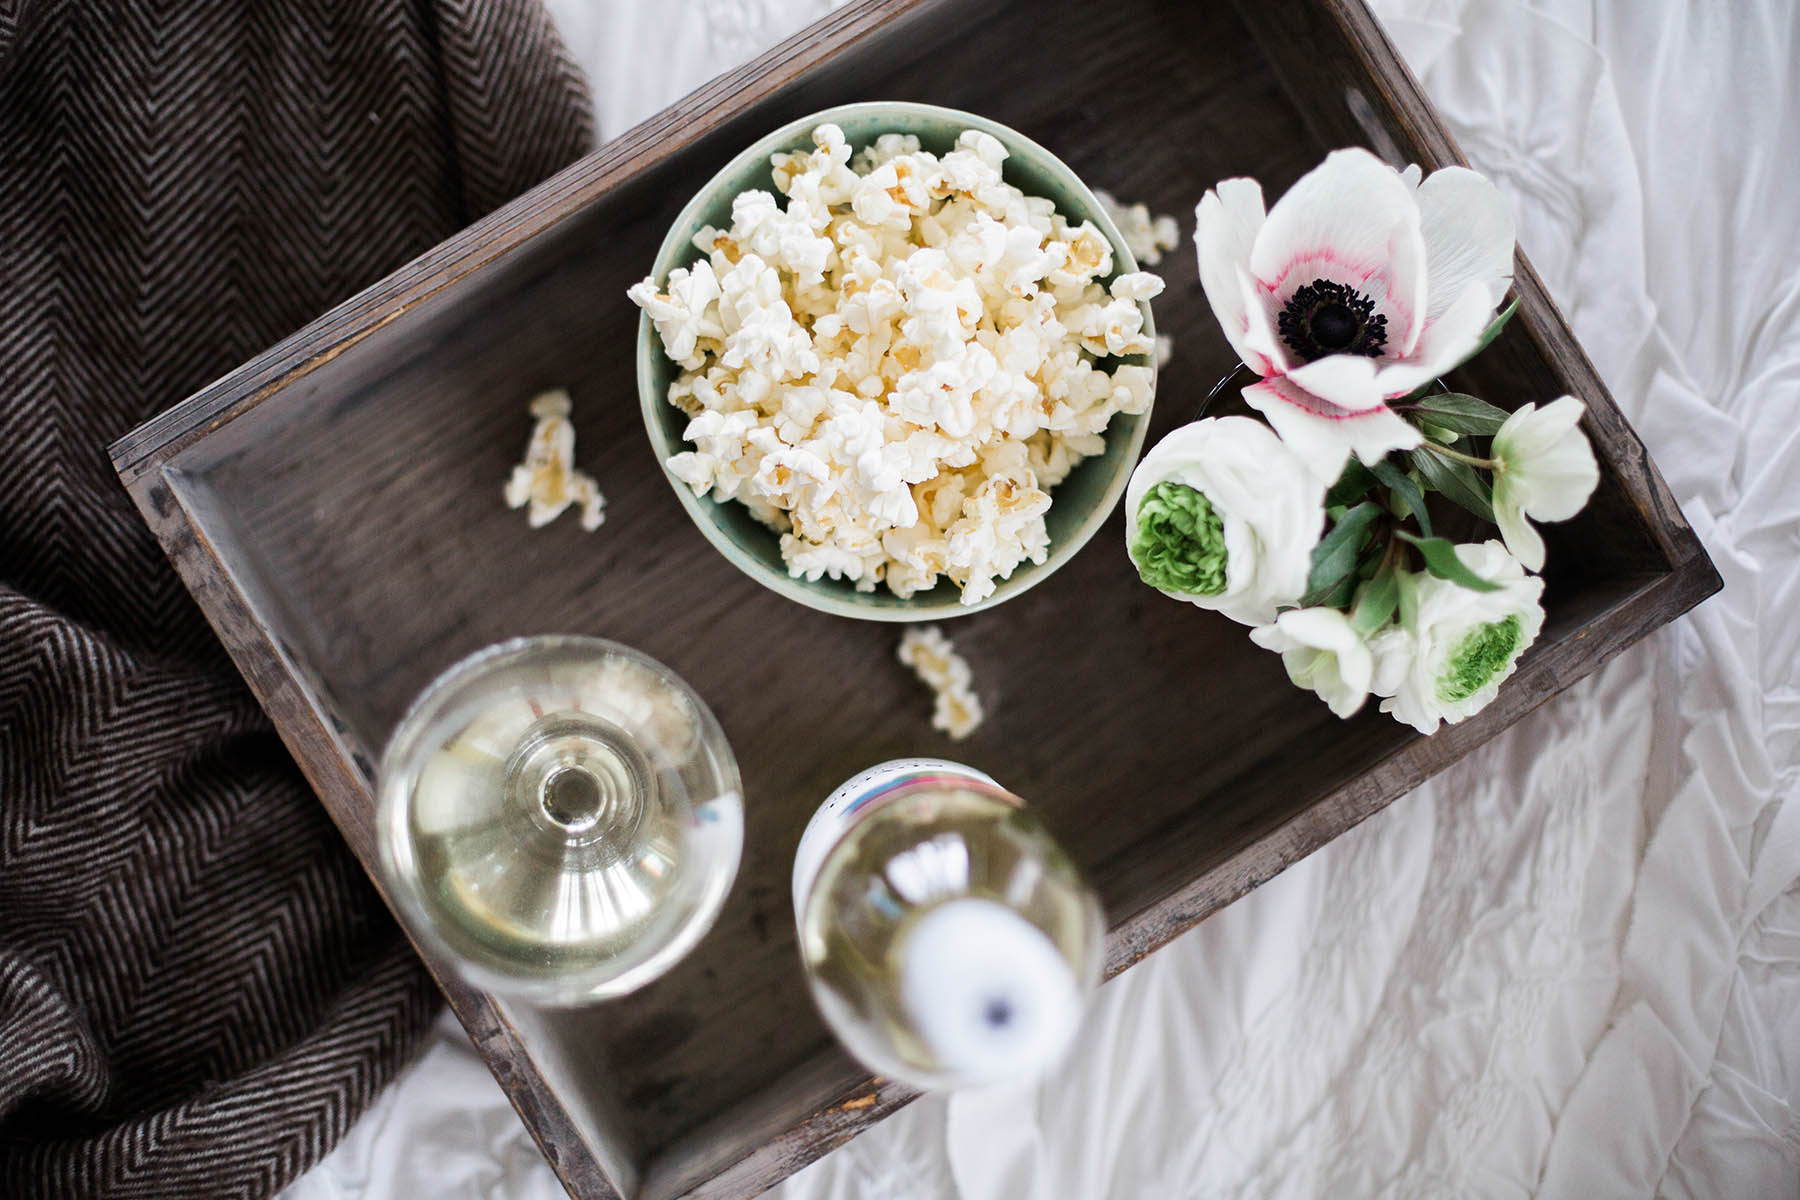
<box><xmin>0</xmin><ymin>2</ymin><xmax>592</xmax><ymax>1195</ymax></box>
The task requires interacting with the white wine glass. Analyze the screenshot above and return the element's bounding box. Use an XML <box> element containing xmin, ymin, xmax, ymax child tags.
<box><xmin>376</xmin><ymin>635</ymin><xmax>743</xmax><ymax>1004</ymax></box>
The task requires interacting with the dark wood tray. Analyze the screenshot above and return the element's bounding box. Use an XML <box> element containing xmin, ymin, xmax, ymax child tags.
<box><xmin>109</xmin><ymin>0</ymin><xmax>1720</xmax><ymax>1196</ymax></box>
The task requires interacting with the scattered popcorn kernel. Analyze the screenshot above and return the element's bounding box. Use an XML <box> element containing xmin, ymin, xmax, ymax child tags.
<box><xmin>630</xmin><ymin>124</ymin><xmax>1165</xmax><ymax>604</ymax></box>
<box><xmin>504</xmin><ymin>389</ymin><xmax>605</xmax><ymax>531</ymax></box>
<box><xmin>897</xmin><ymin>626</ymin><xmax>984</xmax><ymax>740</ymax></box>
<box><xmin>1093</xmin><ymin>189</ymin><xmax>1182</xmax><ymax>266</ymax></box>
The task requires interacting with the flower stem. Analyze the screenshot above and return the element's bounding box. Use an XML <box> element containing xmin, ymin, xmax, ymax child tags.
<box><xmin>1382</xmin><ymin>528</ymin><xmax>1406</xmax><ymax>571</ymax></box>
<box><xmin>1420</xmin><ymin>439</ymin><xmax>1498</xmax><ymax>471</ymax></box>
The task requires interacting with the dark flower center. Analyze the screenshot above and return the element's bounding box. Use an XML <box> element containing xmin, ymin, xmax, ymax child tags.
<box><xmin>1277</xmin><ymin>279</ymin><xmax>1388</xmax><ymax>362</ymax></box>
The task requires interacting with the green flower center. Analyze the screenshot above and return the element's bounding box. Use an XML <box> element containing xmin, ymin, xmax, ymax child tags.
<box><xmin>1438</xmin><ymin>614</ymin><xmax>1523</xmax><ymax>702</ymax></box>
<box><xmin>1130</xmin><ymin>481</ymin><xmax>1227</xmax><ymax>596</ymax></box>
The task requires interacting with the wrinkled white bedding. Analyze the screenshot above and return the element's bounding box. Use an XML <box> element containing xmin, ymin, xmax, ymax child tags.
<box><xmin>286</xmin><ymin>1</ymin><xmax>1800</xmax><ymax>1195</ymax></box>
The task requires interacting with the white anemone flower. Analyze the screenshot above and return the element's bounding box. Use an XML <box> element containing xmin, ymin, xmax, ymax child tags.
<box><xmin>1369</xmin><ymin>540</ymin><xmax>1545</xmax><ymax>735</ymax></box>
<box><xmin>1194</xmin><ymin>148</ymin><xmax>1515</xmax><ymax>480</ymax></box>
<box><xmin>1489</xmin><ymin>395</ymin><xmax>1600</xmax><ymax>571</ymax></box>
<box><xmin>1124</xmin><ymin>416</ymin><xmax>1325</xmax><ymax>627</ymax></box>
<box><xmin>1249</xmin><ymin>607</ymin><xmax>1376</xmax><ymax>718</ymax></box>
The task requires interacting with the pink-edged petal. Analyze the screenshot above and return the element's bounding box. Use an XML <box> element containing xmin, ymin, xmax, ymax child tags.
<box><xmin>1415</xmin><ymin>165</ymin><xmax>1514</xmax><ymax>323</ymax></box>
<box><xmin>1236</xmin><ymin>268</ymin><xmax>1290</xmax><ymax>375</ymax></box>
<box><xmin>1242</xmin><ymin>376</ymin><xmax>1424</xmax><ymax>482</ymax></box>
<box><xmin>1372</xmin><ymin>282</ymin><xmax>1496</xmax><ymax>398</ymax></box>
<box><xmin>1250</xmin><ymin>149</ymin><xmax>1425</xmax><ymax>325</ymax></box>
<box><xmin>1285</xmin><ymin>354</ymin><xmax>1385</xmax><ymax>412</ymax></box>
<box><xmin>1194</xmin><ymin>179</ymin><xmax>1270</xmax><ymax>374</ymax></box>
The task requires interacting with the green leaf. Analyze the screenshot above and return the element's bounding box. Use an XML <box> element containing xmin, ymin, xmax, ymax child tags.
<box><xmin>1401</xmin><ymin>392</ymin><xmax>1513</xmax><ymax>438</ymax></box>
<box><xmin>1369</xmin><ymin>459</ymin><xmax>1431</xmax><ymax>538</ymax></box>
<box><xmin>1395</xmin><ymin>530</ymin><xmax>1502</xmax><ymax>592</ymax></box>
<box><xmin>1324</xmin><ymin>459</ymin><xmax>1378</xmax><ymax>510</ymax></box>
<box><xmin>1468</xmin><ymin>295</ymin><xmax>1520</xmax><ymax>360</ymax></box>
<box><xmin>1350</xmin><ymin>563</ymin><xmax>1400</xmax><ymax>635</ymax></box>
<box><xmin>1410</xmin><ymin>445</ymin><xmax>1497</xmax><ymax>523</ymax></box>
<box><xmin>1300</xmin><ymin>501</ymin><xmax>1382</xmax><ymax>607</ymax></box>
<box><xmin>1303</xmin><ymin>570</ymin><xmax>1359</xmax><ymax>611</ymax></box>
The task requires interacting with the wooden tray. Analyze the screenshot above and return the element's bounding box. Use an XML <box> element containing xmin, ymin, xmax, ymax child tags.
<box><xmin>109</xmin><ymin>0</ymin><xmax>1720</xmax><ymax>1196</ymax></box>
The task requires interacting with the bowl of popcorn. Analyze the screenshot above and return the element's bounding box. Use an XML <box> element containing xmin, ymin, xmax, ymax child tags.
<box><xmin>630</xmin><ymin>101</ymin><xmax>1161</xmax><ymax>619</ymax></box>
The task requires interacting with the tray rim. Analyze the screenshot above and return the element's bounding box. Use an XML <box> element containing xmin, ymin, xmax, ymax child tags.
<box><xmin>107</xmin><ymin>0</ymin><xmax>1723</xmax><ymax>1197</ymax></box>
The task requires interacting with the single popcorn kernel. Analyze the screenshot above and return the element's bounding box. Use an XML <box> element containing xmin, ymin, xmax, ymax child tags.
<box><xmin>897</xmin><ymin>626</ymin><xmax>984</xmax><ymax>740</ymax></box>
<box><xmin>504</xmin><ymin>389</ymin><xmax>605</xmax><ymax>532</ymax></box>
<box><xmin>629</xmin><ymin>123</ymin><xmax>1162</xmax><ymax>605</ymax></box>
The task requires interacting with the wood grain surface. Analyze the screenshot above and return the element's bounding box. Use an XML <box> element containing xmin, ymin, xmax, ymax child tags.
<box><xmin>111</xmin><ymin>0</ymin><xmax>1720</xmax><ymax>1196</ymax></box>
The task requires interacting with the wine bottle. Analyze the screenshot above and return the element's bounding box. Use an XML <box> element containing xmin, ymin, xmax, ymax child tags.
<box><xmin>793</xmin><ymin>759</ymin><xmax>1104</xmax><ymax>1090</ymax></box>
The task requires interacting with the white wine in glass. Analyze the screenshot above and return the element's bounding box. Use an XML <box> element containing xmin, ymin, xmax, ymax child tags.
<box><xmin>377</xmin><ymin>636</ymin><xmax>742</xmax><ymax>1004</ymax></box>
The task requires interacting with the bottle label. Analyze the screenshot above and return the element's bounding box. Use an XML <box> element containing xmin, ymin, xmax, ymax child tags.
<box><xmin>791</xmin><ymin>758</ymin><xmax>1000</xmax><ymax>923</ymax></box>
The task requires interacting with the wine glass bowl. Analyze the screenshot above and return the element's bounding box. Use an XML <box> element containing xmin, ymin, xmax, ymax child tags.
<box><xmin>375</xmin><ymin>636</ymin><xmax>743</xmax><ymax>1005</ymax></box>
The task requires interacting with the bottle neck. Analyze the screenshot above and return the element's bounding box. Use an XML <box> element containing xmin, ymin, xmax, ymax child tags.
<box><xmin>793</xmin><ymin>758</ymin><xmax>1007</xmax><ymax>919</ymax></box>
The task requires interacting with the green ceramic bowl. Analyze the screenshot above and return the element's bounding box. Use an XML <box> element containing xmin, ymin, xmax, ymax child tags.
<box><xmin>636</xmin><ymin>101</ymin><xmax>1156</xmax><ymax>621</ymax></box>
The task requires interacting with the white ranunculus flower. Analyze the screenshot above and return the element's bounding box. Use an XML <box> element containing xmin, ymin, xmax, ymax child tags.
<box><xmin>1369</xmin><ymin>540</ymin><xmax>1546</xmax><ymax>735</ymax></box>
<box><xmin>1194</xmin><ymin>148</ymin><xmax>1515</xmax><ymax>480</ymax></box>
<box><xmin>1490</xmin><ymin>395</ymin><xmax>1600</xmax><ymax>571</ymax></box>
<box><xmin>1249</xmin><ymin>607</ymin><xmax>1376</xmax><ymax>718</ymax></box>
<box><xmin>1124</xmin><ymin>416</ymin><xmax>1325</xmax><ymax>626</ymax></box>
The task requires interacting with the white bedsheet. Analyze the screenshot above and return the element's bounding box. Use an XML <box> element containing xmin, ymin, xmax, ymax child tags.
<box><xmin>286</xmin><ymin>1</ymin><xmax>1800</xmax><ymax>1195</ymax></box>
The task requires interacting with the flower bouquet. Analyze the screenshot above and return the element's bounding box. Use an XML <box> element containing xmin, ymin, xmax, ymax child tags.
<box><xmin>1128</xmin><ymin>149</ymin><xmax>1600</xmax><ymax>733</ymax></box>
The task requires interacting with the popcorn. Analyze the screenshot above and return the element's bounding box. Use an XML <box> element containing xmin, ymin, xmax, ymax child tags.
<box><xmin>1109</xmin><ymin>271</ymin><xmax>1166</xmax><ymax>304</ymax></box>
<box><xmin>1093</xmin><ymin>189</ymin><xmax>1181</xmax><ymax>266</ymax></box>
<box><xmin>1092</xmin><ymin>190</ymin><xmax>1180</xmax><ymax>366</ymax></box>
<box><xmin>772</xmin><ymin>124</ymin><xmax>856</xmax><ymax>206</ymax></box>
<box><xmin>747</xmin><ymin>428</ymin><xmax>833</xmax><ymax>510</ymax></box>
<box><xmin>897</xmin><ymin>626</ymin><xmax>983</xmax><ymax>740</ymax></box>
<box><xmin>853</xmin><ymin>132</ymin><xmax>923</xmax><ymax>173</ymax></box>
<box><xmin>630</xmin><ymin>123</ymin><xmax>1163</xmax><ymax>604</ymax></box>
<box><xmin>1111</xmin><ymin>364</ymin><xmax>1157</xmax><ymax>415</ymax></box>
<box><xmin>1046</xmin><ymin>220</ymin><xmax>1113</xmax><ymax>288</ymax></box>
<box><xmin>504</xmin><ymin>390</ymin><xmax>604</xmax><ymax>531</ymax></box>
<box><xmin>626</xmin><ymin>265</ymin><xmax>722</xmax><ymax>370</ymax></box>
<box><xmin>784</xmin><ymin>532</ymin><xmax>887</xmax><ymax>590</ymax></box>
